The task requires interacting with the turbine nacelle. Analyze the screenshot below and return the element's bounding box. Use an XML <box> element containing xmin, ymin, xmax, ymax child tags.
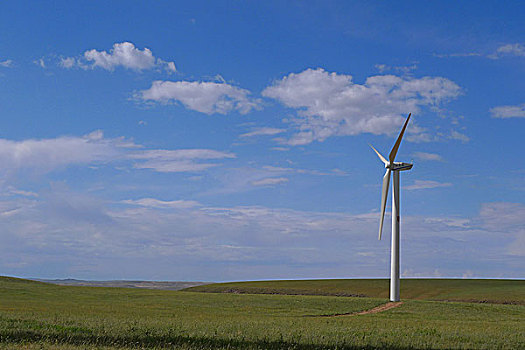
<box><xmin>369</xmin><ymin>113</ymin><xmax>413</xmax><ymax>240</ymax></box>
<box><xmin>390</xmin><ymin>162</ymin><xmax>413</xmax><ymax>171</ymax></box>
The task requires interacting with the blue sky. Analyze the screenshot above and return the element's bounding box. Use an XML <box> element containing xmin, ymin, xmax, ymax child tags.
<box><xmin>0</xmin><ymin>1</ymin><xmax>523</xmax><ymax>281</ymax></box>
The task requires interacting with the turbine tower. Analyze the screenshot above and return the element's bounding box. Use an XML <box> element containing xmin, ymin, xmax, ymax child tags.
<box><xmin>370</xmin><ymin>113</ymin><xmax>413</xmax><ymax>302</ymax></box>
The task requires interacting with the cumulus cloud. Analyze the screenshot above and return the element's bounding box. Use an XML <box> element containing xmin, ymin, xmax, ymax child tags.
<box><xmin>405</xmin><ymin>180</ymin><xmax>452</xmax><ymax>190</ymax></box>
<box><xmin>412</xmin><ymin>152</ymin><xmax>443</xmax><ymax>161</ymax></box>
<box><xmin>61</xmin><ymin>42</ymin><xmax>176</xmax><ymax>73</ymax></box>
<box><xmin>139</xmin><ymin>80</ymin><xmax>261</xmax><ymax>115</ymax></box>
<box><xmin>490</xmin><ymin>104</ymin><xmax>525</xmax><ymax>118</ymax></box>
<box><xmin>251</xmin><ymin>177</ymin><xmax>289</xmax><ymax>186</ymax></box>
<box><xmin>262</xmin><ymin>68</ymin><xmax>461</xmax><ymax>145</ymax></box>
<box><xmin>240</xmin><ymin>127</ymin><xmax>286</xmax><ymax>138</ymax></box>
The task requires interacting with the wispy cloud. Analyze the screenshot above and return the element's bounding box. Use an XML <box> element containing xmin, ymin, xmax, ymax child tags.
<box><xmin>1</xmin><ymin>192</ymin><xmax>523</xmax><ymax>279</ymax></box>
<box><xmin>0</xmin><ymin>131</ymin><xmax>235</xmax><ymax>177</ymax></box>
<box><xmin>405</xmin><ymin>180</ymin><xmax>452</xmax><ymax>190</ymax></box>
<box><xmin>374</xmin><ymin>63</ymin><xmax>418</xmax><ymax>75</ymax></box>
<box><xmin>59</xmin><ymin>57</ymin><xmax>76</xmax><ymax>69</ymax></box>
<box><xmin>139</xmin><ymin>80</ymin><xmax>261</xmax><ymax>115</ymax></box>
<box><xmin>59</xmin><ymin>42</ymin><xmax>176</xmax><ymax>73</ymax></box>
<box><xmin>0</xmin><ymin>59</ymin><xmax>13</xmax><ymax>68</ymax></box>
<box><xmin>121</xmin><ymin>198</ymin><xmax>201</xmax><ymax>209</ymax></box>
<box><xmin>0</xmin><ymin>130</ymin><xmax>126</xmax><ymax>174</ymax></box>
<box><xmin>433</xmin><ymin>52</ymin><xmax>483</xmax><ymax>58</ymax></box>
<box><xmin>412</xmin><ymin>152</ymin><xmax>443</xmax><ymax>161</ymax></box>
<box><xmin>129</xmin><ymin>149</ymin><xmax>236</xmax><ymax>173</ymax></box>
<box><xmin>262</xmin><ymin>68</ymin><xmax>461</xmax><ymax>145</ymax></box>
<box><xmin>261</xmin><ymin>165</ymin><xmax>347</xmax><ymax>176</ymax></box>
<box><xmin>490</xmin><ymin>103</ymin><xmax>525</xmax><ymax>118</ymax></box>
<box><xmin>33</xmin><ymin>58</ymin><xmax>46</xmax><ymax>68</ymax></box>
<box><xmin>436</xmin><ymin>43</ymin><xmax>525</xmax><ymax>60</ymax></box>
<box><xmin>251</xmin><ymin>177</ymin><xmax>289</xmax><ymax>186</ymax></box>
<box><xmin>240</xmin><ymin>127</ymin><xmax>286</xmax><ymax>138</ymax></box>
<box><xmin>449</xmin><ymin>130</ymin><xmax>470</xmax><ymax>142</ymax></box>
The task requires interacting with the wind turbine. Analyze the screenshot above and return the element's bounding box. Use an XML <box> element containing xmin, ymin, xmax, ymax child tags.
<box><xmin>370</xmin><ymin>113</ymin><xmax>413</xmax><ymax>302</ymax></box>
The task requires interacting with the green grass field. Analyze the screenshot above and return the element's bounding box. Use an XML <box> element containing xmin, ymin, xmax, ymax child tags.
<box><xmin>185</xmin><ymin>278</ymin><xmax>525</xmax><ymax>304</ymax></box>
<box><xmin>0</xmin><ymin>276</ymin><xmax>523</xmax><ymax>349</ymax></box>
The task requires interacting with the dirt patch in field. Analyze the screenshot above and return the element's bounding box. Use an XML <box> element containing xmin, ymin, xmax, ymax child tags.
<box><xmin>306</xmin><ymin>301</ymin><xmax>403</xmax><ymax>317</ymax></box>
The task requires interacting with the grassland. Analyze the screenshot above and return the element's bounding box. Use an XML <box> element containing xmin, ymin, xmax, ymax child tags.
<box><xmin>0</xmin><ymin>276</ymin><xmax>523</xmax><ymax>349</ymax></box>
<box><xmin>186</xmin><ymin>278</ymin><xmax>525</xmax><ymax>304</ymax></box>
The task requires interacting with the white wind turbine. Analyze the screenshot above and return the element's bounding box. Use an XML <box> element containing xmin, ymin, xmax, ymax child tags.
<box><xmin>370</xmin><ymin>113</ymin><xmax>413</xmax><ymax>302</ymax></box>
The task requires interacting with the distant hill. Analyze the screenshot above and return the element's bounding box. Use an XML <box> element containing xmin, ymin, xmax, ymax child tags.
<box><xmin>184</xmin><ymin>278</ymin><xmax>525</xmax><ymax>305</ymax></box>
<box><xmin>33</xmin><ymin>278</ymin><xmax>210</xmax><ymax>291</ymax></box>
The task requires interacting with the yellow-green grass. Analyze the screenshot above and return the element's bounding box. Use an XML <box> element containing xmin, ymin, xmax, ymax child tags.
<box><xmin>185</xmin><ymin>278</ymin><xmax>525</xmax><ymax>304</ymax></box>
<box><xmin>0</xmin><ymin>276</ymin><xmax>524</xmax><ymax>349</ymax></box>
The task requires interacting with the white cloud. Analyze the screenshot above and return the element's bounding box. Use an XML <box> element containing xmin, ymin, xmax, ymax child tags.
<box><xmin>133</xmin><ymin>161</ymin><xmax>217</xmax><ymax>173</ymax></box>
<box><xmin>489</xmin><ymin>43</ymin><xmax>525</xmax><ymax>59</ymax></box>
<box><xmin>61</xmin><ymin>42</ymin><xmax>176</xmax><ymax>73</ymax></box>
<box><xmin>34</xmin><ymin>58</ymin><xmax>46</xmax><ymax>68</ymax></box>
<box><xmin>6</xmin><ymin>188</ymin><xmax>39</xmax><ymax>198</ymax></box>
<box><xmin>130</xmin><ymin>149</ymin><xmax>235</xmax><ymax>160</ymax></box>
<box><xmin>140</xmin><ymin>80</ymin><xmax>261</xmax><ymax>115</ymax></box>
<box><xmin>433</xmin><ymin>52</ymin><xmax>483</xmax><ymax>58</ymax></box>
<box><xmin>0</xmin><ymin>59</ymin><xmax>13</xmax><ymax>68</ymax></box>
<box><xmin>479</xmin><ymin>202</ymin><xmax>525</xmax><ymax>230</ymax></box>
<box><xmin>1</xmin><ymin>193</ymin><xmax>523</xmax><ymax>280</ymax></box>
<box><xmin>405</xmin><ymin>180</ymin><xmax>452</xmax><ymax>190</ymax></box>
<box><xmin>0</xmin><ymin>130</ymin><xmax>125</xmax><ymax>174</ymax></box>
<box><xmin>449</xmin><ymin>130</ymin><xmax>470</xmax><ymax>142</ymax></box>
<box><xmin>251</xmin><ymin>177</ymin><xmax>289</xmax><ymax>186</ymax></box>
<box><xmin>0</xmin><ymin>132</ymin><xmax>234</xmax><ymax>176</ymax></box>
<box><xmin>508</xmin><ymin>230</ymin><xmax>525</xmax><ymax>256</ymax></box>
<box><xmin>436</xmin><ymin>43</ymin><xmax>525</xmax><ymax>60</ymax></box>
<box><xmin>261</xmin><ymin>165</ymin><xmax>346</xmax><ymax>176</ymax></box>
<box><xmin>374</xmin><ymin>63</ymin><xmax>417</xmax><ymax>74</ymax></box>
<box><xmin>478</xmin><ymin>202</ymin><xmax>525</xmax><ymax>256</ymax></box>
<box><xmin>490</xmin><ymin>104</ymin><xmax>525</xmax><ymax>118</ymax></box>
<box><xmin>129</xmin><ymin>149</ymin><xmax>236</xmax><ymax>173</ymax></box>
<box><xmin>121</xmin><ymin>198</ymin><xmax>200</xmax><ymax>209</ymax></box>
<box><xmin>240</xmin><ymin>127</ymin><xmax>286</xmax><ymax>138</ymax></box>
<box><xmin>412</xmin><ymin>152</ymin><xmax>443</xmax><ymax>161</ymax></box>
<box><xmin>262</xmin><ymin>68</ymin><xmax>461</xmax><ymax>145</ymax></box>
<box><xmin>423</xmin><ymin>217</ymin><xmax>471</xmax><ymax>228</ymax></box>
<box><xmin>59</xmin><ymin>57</ymin><xmax>76</xmax><ymax>69</ymax></box>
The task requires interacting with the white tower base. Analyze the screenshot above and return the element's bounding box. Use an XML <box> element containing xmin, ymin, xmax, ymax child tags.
<box><xmin>390</xmin><ymin>170</ymin><xmax>400</xmax><ymax>302</ymax></box>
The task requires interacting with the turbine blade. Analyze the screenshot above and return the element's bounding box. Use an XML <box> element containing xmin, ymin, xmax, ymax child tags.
<box><xmin>379</xmin><ymin>168</ymin><xmax>391</xmax><ymax>240</ymax></box>
<box><xmin>369</xmin><ymin>144</ymin><xmax>388</xmax><ymax>165</ymax></box>
<box><xmin>389</xmin><ymin>113</ymin><xmax>411</xmax><ymax>164</ymax></box>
